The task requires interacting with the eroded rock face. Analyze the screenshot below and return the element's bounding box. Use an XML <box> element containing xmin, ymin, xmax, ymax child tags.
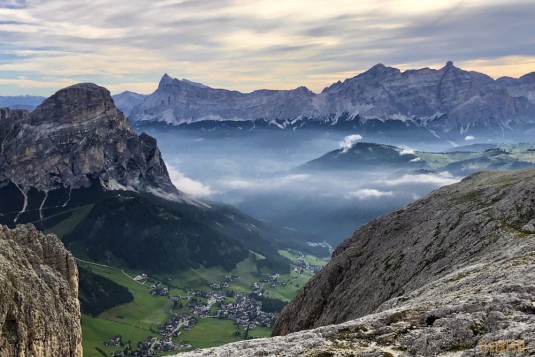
<box><xmin>0</xmin><ymin>108</ymin><xmax>30</xmax><ymax>122</ymax></box>
<box><xmin>0</xmin><ymin>83</ymin><xmax>181</xmax><ymax>200</ymax></box>
<box><xmin>178</xmin><ymin>168</ymin><xmax>535</xmax><ymax>356</ymax></box>
<box><xmin>0</xmin><ymin>224</ymin><xmax>81</xmax><ymax>357</ymax></box>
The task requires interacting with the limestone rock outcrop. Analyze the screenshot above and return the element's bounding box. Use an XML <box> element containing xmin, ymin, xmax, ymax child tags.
<box><xmin>0</xmin><ymin>224</ymin><xmax>81</xmax><ymax>357</ymax></box>
<box><xmin>0</xmin><ymin>83</ymin><xmax>182</xmax><ymax>200</ymax></box>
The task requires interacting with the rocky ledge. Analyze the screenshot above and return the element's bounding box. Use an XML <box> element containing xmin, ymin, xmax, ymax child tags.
<box><xmin>0</xmin><ymin>224</ymin><xmax>81</xmax><ymax>356</ymax></box>
<box><xmin>179</xmin><ymin>168</ymin><xmax>535</xmax><ymax>356</ymax></box>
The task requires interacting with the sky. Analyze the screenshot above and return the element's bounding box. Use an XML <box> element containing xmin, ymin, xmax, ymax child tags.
<box><xmin>0</xmin><ymin>0</ymin><xmax>534</xmax><ymax>96</ymax></box>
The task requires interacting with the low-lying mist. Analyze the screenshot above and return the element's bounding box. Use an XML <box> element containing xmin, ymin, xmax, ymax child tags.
<box><xmin>138</xmin><ymin>126</ymin><xmax>472</xmax><ymax>244</ymax></box>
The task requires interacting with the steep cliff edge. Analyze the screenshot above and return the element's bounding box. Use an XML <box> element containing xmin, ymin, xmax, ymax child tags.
<box><xmin>176</xmin><ymin>168</ymin><xmax>535</xmax><ymax>356</ymax></box>
<box><xmin>0</xmin><ymin>224</ymin><xmax>81</xmax><ymax>356</ymax></box>
<box><xmin>274</xmin><ymin>168</ymin><xmax>535</xmax><ymax>335</ymax></box>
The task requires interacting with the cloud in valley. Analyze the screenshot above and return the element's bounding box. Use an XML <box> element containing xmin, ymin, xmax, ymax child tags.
<box><xmin>345</xmin><ymin>189</ymin><xmax>394</xmax><ymax>200</ymax></box>
<box><xmin>399</xmin><ymin>147</ymin><xmax>415</xmax><ymax>155</ymax></box>
<box><xmin>380</xmin><ymin>172</ymin><xmax>461</xmax><ymax>187</ymax></box>
<box><xmin>167</xmin><ymin>165</ymin><xmax>214</xmax><ymax>198</ymax></box>
<box><xmin>0</xmin><ymin>0</ymin><xmax>534</xmax><ymax>95</ymax></box>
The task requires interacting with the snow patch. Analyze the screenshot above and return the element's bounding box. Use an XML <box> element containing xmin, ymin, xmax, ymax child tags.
<box><xmin>39</xmin><ymin>191</ymin><xmax>48</xmax><ymax>220</ymax></box>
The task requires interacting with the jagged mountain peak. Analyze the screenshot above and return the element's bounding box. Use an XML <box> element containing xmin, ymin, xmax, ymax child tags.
<box><xmin>443</xmin><ymin>60</ymin><xmax>454</xmax><ymax>69</ymax></box>
<box><xmin>359</xmin><ymin>63</ymin><xmax>400</xmax><ymax>78</ymax></box>
<box><xmin>0</xmin><ymin>107</ymin><xmax>30</xmax><ymax>121</ymax></box>
<box><xmin>0</xmin><ymin>82</ymin><xmax>184</xmax><ymax>201</ymax></box>
<box><xmin>159</xmin><ymin>73</ymin><xmax>173</xmax><ymax>85</ymax></box>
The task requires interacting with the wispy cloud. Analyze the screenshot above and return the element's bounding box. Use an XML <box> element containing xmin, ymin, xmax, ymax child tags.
<box><xmin>344</xmin><ymin>188</ymin><xmax>394</xmax><ymax>200</ymax></box>
<box><xmin>339</xmin><ymin>134</ymin><xmax>363</xmax><ymax>152</ymax></box>
<box><xmin>167</xmin><ymin>165</ymin><xmax>213</xmax><ymax>198</ymax></box>
<box><xmin>380</xmin><ymin>172</ymin><xmax>461</xmax><ymax>186</ymax></box>
<box><xmin>0</xmin><ymin>0</ymin><xmax>534</xmax><ymax>95</ymax></box>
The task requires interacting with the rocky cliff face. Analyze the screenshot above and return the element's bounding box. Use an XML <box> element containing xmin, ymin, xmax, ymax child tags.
<box><xmin>0</xmin><ymin>83</ymin><xmax>182</xmax><ymax>201</ymax></box>
<box><xmin>129</xmin><ymin>74</ymin><xmax>317</xmax><ymax>125</ymax></box>
<box><xmin>128</xmin><ymin>63</ymin><xmax>535</xmax><ymax>133</ymax></box>
<box><xmin>273</xmin><ymin>168</ymin><xmax>535</xmax><ymax>335</ymax></box>
<box><xmin>0</xmin><ymin>224</ymin><xmax>81</xmax><ymax>357</ymax></box>
<box><xmin>178</xmin><ymin>168</ymin><xmax>535</xmax><ymax>356</ymax></box>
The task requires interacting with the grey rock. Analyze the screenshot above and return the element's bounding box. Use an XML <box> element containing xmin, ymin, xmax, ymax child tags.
<box><xmin>0</xmin><ymin>83</ymin><xmax>185</xmax><ymax>201</ymax></box>
<box><xmin>129</xmin><ymin>64</ymin><xmax>535</xmax><ymax>133</ymax></box>
<box><xmin>274</xmin><ymin>168</ymin><xmax>535</xmax><ymax>334</ymax></box>
<box><xmin>522</xmin><ymin>219</ymin><xmax>535</xmax><ymax>233</ymax></box>
<box><xmin>0</xmin><ymin>224</ymin><xmax>81</xmax><ymax>357</ymax></box>
<box><xmin>112</xmin><ymin>90</ymin><xmax>147</xmax><ymax>117</ymax></box>
<box><xmin>130</xmin><ymin>74</ymin><xmax>316</xmax><ymax>125</ymax></box>
<box><xmin>0</xmin><ymin>108</ymin><xmax>30</xmax><ymax>121</ymax></box>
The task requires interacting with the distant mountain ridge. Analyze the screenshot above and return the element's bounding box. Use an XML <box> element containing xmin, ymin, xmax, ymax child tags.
<box><xmin>301</xmin><ymin>141</ymin><xmax>535</xmax><ymax>174</ymax></box>
<box><xmin>112</xmin><ymin>90</ymin><xmax>146</xmax><ymax>117</ymax></box>
<box><xmin>126</xmin><ymin>62</ymin><xmax>535</xmax><ymax>135</ymax></box>
<box><xmin>0</xmin><ymin>95</ymin><xmax>45</xmax><ymax>111</ymax></box>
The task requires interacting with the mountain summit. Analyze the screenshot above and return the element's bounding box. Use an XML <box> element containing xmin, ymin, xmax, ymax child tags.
<box><xmin>0</xmin><ymin>83</ymin><xmax>181</xmax><ymax>201</ymax></box>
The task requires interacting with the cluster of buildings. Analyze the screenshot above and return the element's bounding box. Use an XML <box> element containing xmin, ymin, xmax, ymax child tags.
<box><xmin>104</xmin><ymin>335</ymin><xmax>126</xmax><ymax>347</ymax></box>
<box><xmin>105</xmin><ymin>252</ymin><xmax>328</xmax><ymax>355</ymax></box>
<box><xmin>216</xmin><ymin>293</ymin><xmax>276</xmax><ymax>328</ymax></box>
<box><xmin>158</xmin><ymin>313</ymin><xmax>197</xmax><ymax>337</ymax></box>
<box><xmin>187</xmin><ymin>291</ymin><xmax>226</xmax><ymax>317</ymax></box>
<box><xmin>112</xmin><ymin>336</ymin><xmax>192</xmax><ymax>356</ymax></box>
<box><xmin>149</xmin><ymin>281</ymin><xmax>169</xmax><ymax>296</ymax></box>
<box><xmin>208</xmin><ymin>275</ymin><xmax>238</xmax><ymax>289</ymax></box>
<box><xmin>292</xmin><ymin>258</ymin><xmax>323</xmax><ymax>274</ymax></box>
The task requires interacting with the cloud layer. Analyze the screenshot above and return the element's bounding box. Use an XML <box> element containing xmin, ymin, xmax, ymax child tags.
<box><xmin>0</xmin><ymin>0</ymin><xmax>534</xmax><ymax>95</ymax></box>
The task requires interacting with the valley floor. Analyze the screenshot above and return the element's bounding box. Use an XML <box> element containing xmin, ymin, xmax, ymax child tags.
<box><xmin>78</xmin><ymin>250</ymin><xmax>328</xmax><ymax>356</ymax></box>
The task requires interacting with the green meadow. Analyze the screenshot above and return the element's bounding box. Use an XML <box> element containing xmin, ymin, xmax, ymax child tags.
<box><xmin>80</xmin><ymin>249</ymin><xmax>326</xmax><ymax>355</ymax></box>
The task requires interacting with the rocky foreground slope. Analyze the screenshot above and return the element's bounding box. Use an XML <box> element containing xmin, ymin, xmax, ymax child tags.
<box><xmin>0</xmin><ymin>225</ymin><xmax>81</xmax><ymax>356</ymax></box>
<box><xmin>180</xmin><ymin>168</ymin><xmax>535</xmax><ymax>356</ymax></box>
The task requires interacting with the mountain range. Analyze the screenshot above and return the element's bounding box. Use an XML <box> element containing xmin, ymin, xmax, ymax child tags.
<box><xmin>125</xmin><ymin>62</ymin><xmax>535</xmax><ymax>135</ymax></box>
<box><xmin>0</xmin><ymin>95</ymin><xmax>45</xmax><ymax>111</ymax></box>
